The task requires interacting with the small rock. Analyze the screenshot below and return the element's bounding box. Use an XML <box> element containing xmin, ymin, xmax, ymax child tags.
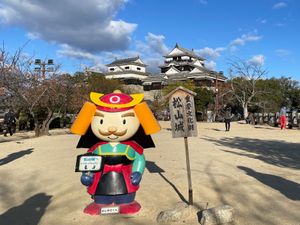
<box><xmin>157</xmin><ymin>202</ymin><xmax>190</xmax><ymax>223</ymax></box>
<box><xmin>200</xmin><ymin>205</ymin><xmax>234</xmax><ymax>225</ymax></box>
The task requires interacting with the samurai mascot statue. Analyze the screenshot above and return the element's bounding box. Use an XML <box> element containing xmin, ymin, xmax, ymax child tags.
<box><xmin>71</xmin><ymin>90</ymin><xmax>161</xmax><ymax>215</ymax></box>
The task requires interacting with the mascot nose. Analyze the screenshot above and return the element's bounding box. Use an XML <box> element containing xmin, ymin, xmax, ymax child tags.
<box><xmin>108</xmin><ymin>126</ymin><xmax>117</xmax><ymax>133</ymax></box>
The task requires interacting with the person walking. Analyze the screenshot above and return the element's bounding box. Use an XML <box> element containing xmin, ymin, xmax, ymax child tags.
<box><xmin>18</xmin><ymin>111</ymin><xmax>28</xmax><ymax>131</ymax></box>
<box><xmin>207</xmin><ymin>110</ymin><xmax>213</xmax><ymax>123</ymax></box>
<box><xmin>279</xmin><ymin>106</ymin><xmax>287</xmax><ymax>129</ymax></box>
<box><xmin>4</xmin><ymin>109</ymin><xmax>16</xmax><ymax>136</ymax></box>
<box><xmin>224</xmin><ymin>106</ymin><xmax>233</xmax><ymax>131</ymax></box>
<box><xmin>246</xmin><ymin>112</ymin><xmax>254</xmax><ymax>124</ymax></box>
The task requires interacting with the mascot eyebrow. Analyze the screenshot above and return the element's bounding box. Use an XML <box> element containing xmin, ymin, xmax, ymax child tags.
<box><xmin>95</xmin><ymin>112</ymin><xmax>104</xmax><ymax>117</ymax></box>
<box><xmin>121</xmin><ymin>112</ymin><xmax>135</xmax><ymax>117</ymax></box>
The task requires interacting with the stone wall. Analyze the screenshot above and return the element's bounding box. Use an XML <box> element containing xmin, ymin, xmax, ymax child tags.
<box><xmin>121</xmin><ymin>84</ymin><xmax>162</xmax><ymax>102</ymax></box>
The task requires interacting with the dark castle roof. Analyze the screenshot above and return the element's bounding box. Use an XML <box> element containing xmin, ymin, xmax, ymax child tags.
<box><xmin>164</xmin><ymin>43</ymin><xmax>205</xmax><ymax>61</ymax></box>
<box><xmin>142</xmin><ymin>70</ymin><xmax>226</xmax><ymax>85</ymax></box>
<box><xmin>159</xmin><ymin>60</ymin><xmax>204</xmax><ymax>68</ymax></box>
<box><xmin>105</xmin><ymin>70</ymin><xmax>150</xmax><ymax>76</ymax></box>
<box><xmin>106</xmin><ymin>56</ymin><xmax>147</xmax><ymax>67</ymax></box>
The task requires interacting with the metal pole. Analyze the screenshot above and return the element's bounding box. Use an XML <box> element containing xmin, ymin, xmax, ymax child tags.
<box><xmin>215</xmin><ymin>74</ymin><xmax>219</xmax><ymax>121</ymax></box>
<box><xmin>41</xmin><ymin>62</ymin><xmax>46</xmax><ymax>79</ymax></box>
<box><xmin>184</xmin><ymin>136</ymin><xmax>193</xmax><ymax>205</ymax></box>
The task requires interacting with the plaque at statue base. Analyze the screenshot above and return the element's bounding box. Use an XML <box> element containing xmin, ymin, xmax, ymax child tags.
<box><xmin>83</xmin><ymin>201</ymin><xmax>141</xmax><ymax>215</ymax></box>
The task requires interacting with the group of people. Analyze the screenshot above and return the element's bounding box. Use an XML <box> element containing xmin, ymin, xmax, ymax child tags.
<box><xmin>2</xmin><ymin>109</ymin><xmax>17</xmax><ymax>137</ymax></box>
<box><xmin>0</xmin><ymin>106</ymin><xmax>289</xmax><ymax>137</ymax></box>
<box><xmin>222</xmin><ymin>105</ymin><xmax>288</xmax><ymax>131</ymax></box>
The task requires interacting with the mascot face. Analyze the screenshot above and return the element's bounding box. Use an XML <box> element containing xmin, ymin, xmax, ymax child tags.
<box><xmin>91</xmin><ymin>108</ymin><xmax>140</xmax><ymax>142</ymax></box>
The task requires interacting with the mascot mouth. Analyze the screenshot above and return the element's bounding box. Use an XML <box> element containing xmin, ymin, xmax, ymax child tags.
<box><xmin>107</xmin><ymin>136</ymin><xmax>119</xmax><ymax>140</ymax></box>
<box><xmin>98</xmin><ymin>129</ymin><xmax>127</xmax><ymax>137</ymax></box>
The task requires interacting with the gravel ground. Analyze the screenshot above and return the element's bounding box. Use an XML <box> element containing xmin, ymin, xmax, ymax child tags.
<box><xmin>0</xmin><ymin>121</ymin><xmax>299</xmax><ymax>225</ymax></box>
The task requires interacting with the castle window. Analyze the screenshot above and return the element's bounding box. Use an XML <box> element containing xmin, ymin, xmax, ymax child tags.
<box><xmin>125</xmin><ymin>66</ymin><xmax>129</xmax><ymax>69</ymax></box>
<box><xmin>137</xmin><ymin>67</ymin><xmax>141</xmax><ymax>71</ymax></box>
<box><xmin>109</xmin><ymin>68</ymin><xmax>114</xmax><ymax>71</ymax></box>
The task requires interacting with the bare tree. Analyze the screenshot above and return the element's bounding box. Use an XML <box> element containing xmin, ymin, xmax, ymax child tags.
<box><xmin>0</xmin><ymin>42</ymin><xmax>33</xmax><ymax>109</ymax></box>
<box><xmin>0</xmin><ymin>44</ymin><xmax>66</xmax><ymax>136</ymax></box>
<box><xmin>228</xmin><ymin>58</ymin><xmax>268</xmax><ymax>118</ymax></box>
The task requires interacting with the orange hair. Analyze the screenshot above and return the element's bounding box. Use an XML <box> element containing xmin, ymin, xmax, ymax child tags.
<box><xmin>134</xmin><ymin>102</ymin><xmax>161</xmax><ymax>135</ymax></box>
<box><xmin>70</xmin><ymin>102</ymin><xmax>96</xmax><ymax>135</ymax></box>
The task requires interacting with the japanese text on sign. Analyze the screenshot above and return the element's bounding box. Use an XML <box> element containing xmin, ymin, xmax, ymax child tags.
<box><xmin>168</xmin><ymin>88</ymin><xmax>198</xmax><ymax>138</ymax></box>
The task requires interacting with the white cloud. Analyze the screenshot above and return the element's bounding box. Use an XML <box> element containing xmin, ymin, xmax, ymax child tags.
<box><xmin>57</xmin><ymin>32</ymin><xmax>170</xmax><ymax>73</ymax></box>
<box><xmin>57</xmin><ymin>28</ymin><xmax>266</xmax><ymax>74</ymax></box>
<box><xmin>145</xmin><ymin>33</ymin><xmax>169</xmax><ymax>56</ymax></box>
<box><xmin>57</xmin><ymin>44</ymin><xmax>107</xmax><ymax>71</ymax></box>
<box><xmin>57</xmin><ymin>44</ymin><xmax>99</xmax><ymax>62</ymax></box>
<box><xmin>230</xmin><ymin>33</ymin><xmax>262</xmax><ymax>47</ymax></box>
<box><xmin>134</xmin><ymin>32</ymin><xmax>169</xmax><ymax>72</ymax></box>
<box><xmin>144</xmin><ymin>58</ymin><xmax>162</xmax><ymax>73</ymax></box>
<box><xmin>195</xmin><ymin>32</ymin><xmax>263</xmax><ymax>70</ymax></box>
<box><xmin>196</xmin><ymin>47</ymin><xmax>225</xmax><ymax>59</ymax></box>
<box><xmin>205</xmin><ymin>60</ymin><xmax>216</xmax><ymax>70</ymax></box>
<box><xmin>0</xmin><ymin>5</ymin><xmax>18</xmax><ymax>23</ymax></box>
<box><xmin>248</xmin><ymin>54</ymin><xmax>265</xmax><ymax>66</ymax></box>
<box><xmin>142</xmin><ymin>33</ymin><xmax>169</xmax><ymax>56</ymax></box>
<box><xmin>26</xmin><ymin>32</ymin><xmax>40</xmax><ymax>40</ymax></box>
<box><xmin>275</xmin><ymin>49</ymin><xmax>291</xmax><ymax>57</ymax></box>
<box><xmin>0</xmin><ymin>0</ymin><xmax>136</xmax><ymax>52</ymax></box>
<box><xmin>273</xmin><ymin>2</ymin><xmax>288</xmax><ymax>9</ymax></box>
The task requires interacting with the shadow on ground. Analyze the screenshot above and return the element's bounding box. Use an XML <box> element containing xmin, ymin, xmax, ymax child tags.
<box><xmin>238</xmin><ymin>166</ymin><xmax>300</xmax><ymax>201</ymax></box>
<box><xmin>0</xmin><ymin>148</ymin><xmax>34</xmax><ymax>166</ymax></box>
<box><xmin>146</xmin><ymin>161</ymin><xmax>208</xmax><ymax>221</ymax></box>
<box><xmin>0</xmin><ymin>134</ymin><xmax>31</xmax><ymax>143</ymax></box>
<box><xmin>0</xmin><ymin>193</ymin><xmax>52</xmax><ymax>225</ymax></box>
<box><xmin>202</xmin><ymin>137</ymin><xmax>300</xmax><ymax>169</ymax></box>
<box><xmin>205</xmin><ymin>128</ymin><xmax>223</xmax><ymax>132</ymax></box>
<box><xmin>254</xmin><ymin>126</ymin><xmax>274</xmax><ymax>130</ymax></box>
<box><xmin>146</xmin><ymin>161</ymin><xmax>188</xmax><ymax>204</ymax></box>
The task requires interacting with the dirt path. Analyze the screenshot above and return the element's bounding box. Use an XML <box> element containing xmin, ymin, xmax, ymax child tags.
<box><xmin>0</xmin><ymin>122</ymin><xmax>299</xmax><ymax>225</ymax></box>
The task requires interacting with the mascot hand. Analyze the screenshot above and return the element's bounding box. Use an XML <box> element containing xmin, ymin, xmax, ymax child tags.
<box><xmin>81</xmin><ymin>172</ymin><xmax>94</xmax><ymax>186</ymax></box>
<box><xmin>131</xmin><ymin>171</ymin><xmax>142</xmax><ymax>186</ymax></box>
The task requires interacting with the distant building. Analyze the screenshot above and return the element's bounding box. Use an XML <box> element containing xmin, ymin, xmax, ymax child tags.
<box><xmin>142</xmin><ymin>43</ymin><xmax>226</xmax><ymax>91</ymax></box>
<box><xmin>104</xmin><ymin>56</ymin><xmax>150</xmax><ymax>85</ymax></box>
<box><xmin>95</xmin><ymin>44</ymin><xmax>227</xmax><ymax>96</ymax></box>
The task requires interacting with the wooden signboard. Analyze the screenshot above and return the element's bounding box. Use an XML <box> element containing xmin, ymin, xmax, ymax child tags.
<box><xmin>166</xmin><ymin>86</ymin><xmax>198</xmax><ymax>205</ymax></box>
<box><xmin>167</xmin><ymin>87</ymin><xmax>198</xmax><ymax>138</ymax></box>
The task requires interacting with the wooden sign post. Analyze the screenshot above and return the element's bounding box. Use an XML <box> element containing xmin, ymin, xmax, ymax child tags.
<box><xmin>166</xmin><ymin>86</ymin><xmax>197</xmax><ymax>205</ymax></box>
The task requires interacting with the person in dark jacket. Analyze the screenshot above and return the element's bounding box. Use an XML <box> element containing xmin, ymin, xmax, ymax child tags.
<box><xmin>4</xmin><ymin>109</ymin><xmax>16</xmax><ymax>136</ymax></box>
<box><xmin>224</xmin><ymin>106</ymin><xmax>233</xmax><ymax>131</ymax></box>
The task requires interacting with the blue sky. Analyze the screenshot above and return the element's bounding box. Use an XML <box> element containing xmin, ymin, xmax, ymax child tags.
<box><xmin>0</xmin><ymin>0</ymin><xmax>299</xmax><ymax>81</ymax></box>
